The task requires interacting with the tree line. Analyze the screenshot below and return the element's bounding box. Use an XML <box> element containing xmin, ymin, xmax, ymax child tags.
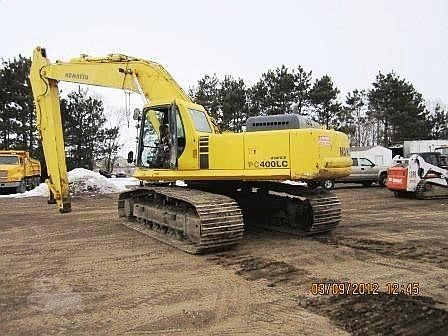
<box><xmin>0</xmin><ymin>56</ymin><xmax>120</xmax><ymax>172</ymax></box>
<box><xmin>190</xmin><ymin>67</ymin><xmax>448</xmax><ymax>146</ymax></box>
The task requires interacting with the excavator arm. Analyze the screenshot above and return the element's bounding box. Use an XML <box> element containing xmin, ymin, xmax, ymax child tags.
<box><xmin>29</xmin><ymin>46</ymin><xmax>192</xmax><ymax>212</ymax></box>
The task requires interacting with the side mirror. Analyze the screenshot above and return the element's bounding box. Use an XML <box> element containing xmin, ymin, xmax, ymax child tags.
<box><xmin>127</xmin><ymin>151</ymin><xmax>134</xmax><ymax>164</ymax></box>
<box><xmin>133</xmin><ymin>108</ymin><xmax>141</xmax><ymax>121</ymax></box>
<box><xmin>371</xmin><ymin>163</ymin><xmax>376</xmax><ymax>167</ymax></box>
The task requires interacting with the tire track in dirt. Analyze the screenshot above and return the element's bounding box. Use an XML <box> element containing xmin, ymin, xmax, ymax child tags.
<box><xmin>206</xmin><ymin>252</ymin><xmax>350</xmax><ymax>335</ymax></box>
<box><xmin>207</xmin><ymin>252</ymin><xmax>448</xmax><ymax>336</ymax></box>
<box><xmin>206</xmin><ymin>253</ymin><xmax>311</xmax><ymax>287</ymax></box>
<box><xmin>314</xmin><ymin>236</ymin><xmax>448</xmax><ymax>269</ymax></box>
<box><xmin>299</xmin><ymin>293</ymin><xmax>448</xmax><ymax>336</ymax></box>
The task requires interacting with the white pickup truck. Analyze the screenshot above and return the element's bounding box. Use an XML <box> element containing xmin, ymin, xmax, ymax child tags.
<box><xmin>320</xmin><ymin>157</ymin><xmax>388</xmax><ymax>189</ymax></box>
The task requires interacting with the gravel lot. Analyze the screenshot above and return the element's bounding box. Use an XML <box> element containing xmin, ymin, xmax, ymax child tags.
<box><xmin>1</xmin><ymin>186</ymin><xmax>447</xmax><ymax>335</ymax></box>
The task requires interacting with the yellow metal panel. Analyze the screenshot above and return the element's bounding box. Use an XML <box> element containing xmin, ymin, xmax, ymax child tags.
<box><xmin>209</xmin><ymin>133</ymin><xmax>244</xmax><ymax>169</ymax></box>
<box><xmin>134</xmin><ymin>167</ymin><xmax>291</xmax><ymax>181</ymax></box>
<box><xmin>244</xmin><ymin>131</ymin><xmax>290</xmax><ymax>170</ymax></box>
<box><xmin>289</xmin><ymin>130</ymin><xmax>319</xmax><ymax>179</ymax></box>
<box><xmin>289</xmin><ymin>129</ymin><xmax>351</xmax><ymax>180</ymax></box>
<box><xmin>175</xmin><ymin>101</ymin><xmax>204</xmax><ymax>170</ymax></box>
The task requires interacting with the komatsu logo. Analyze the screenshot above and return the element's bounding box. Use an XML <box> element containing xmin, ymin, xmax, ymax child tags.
<box><xmin>65</xmin><ymin>73</ymin><xmax>89</xmax><ymax>81</ymax></box>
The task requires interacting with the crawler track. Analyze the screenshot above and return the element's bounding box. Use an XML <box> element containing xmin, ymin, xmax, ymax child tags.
<box><xmin>192</xmin><ymin>181</ymin><xmax>342</xmax><ymax>236</ymax></box>
<box><xmin>415</xmin><ymin>180</ymin><xmax>448</xmax><ymax>200</ymax></box>
<box><xmin>118</xmin><ymin>182</ymin><xmax>341</xmax><ymax>254</ymax></box>
<box><xmin>118</xmin><ymin>187</ymin><xmax>244</xmax><ymax>254</ymax></box>
<box><xmin>235</xmin><ymin>182</ymin><xmax>342</xmax><ymax>235</ymax></box>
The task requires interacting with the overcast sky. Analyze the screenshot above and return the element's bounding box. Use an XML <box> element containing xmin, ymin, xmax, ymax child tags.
<box><xmin>1</xmin><ymin>0</ymin><xmax>447</xmax><ymax>152</ymax></box>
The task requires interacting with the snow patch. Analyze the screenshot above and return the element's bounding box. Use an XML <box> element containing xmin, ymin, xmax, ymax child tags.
<box><xmin>68</xmin><ymin>168</ymin><xmax>139</xmax><ymax>195</ymax></box>
<box><xmin>0</xmin><ymin>168</ymin><xmax>140</xmax><ymax>198</ymax></box>
<box><xmin>282</xmin><ymin>180</ymin><xmax>307</xmax><ymax>186</ymax></box>
<box><xmin>108</xmin><ymin>177</ymin><xmax>141</xmax><ymax>191</ymax></box>
<box><xmin>0</xmin><ymin>182</ymin><xmax>49</xmax><ymax>198</ymax></box>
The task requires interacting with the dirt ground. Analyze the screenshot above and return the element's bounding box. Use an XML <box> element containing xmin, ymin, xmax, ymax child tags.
<box><xmin>1</xmin><ymin>186</ymin><xmax>447</xmax><ymax>336</ymax></box>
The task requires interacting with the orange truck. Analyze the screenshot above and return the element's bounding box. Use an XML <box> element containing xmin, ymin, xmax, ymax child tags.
<box><xmin>0</xmin><ymin>150</ymin><xmax>41</xmax><ymax>193</ymax></box>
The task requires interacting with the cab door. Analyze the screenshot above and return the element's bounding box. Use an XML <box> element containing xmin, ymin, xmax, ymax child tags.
<box><xmin>168</xmin><ymin>103</ymin><xmax>178</xmax><ymax>169</ymax></box>
<box><xmin>347</xmin><ymin>158</ymin><xmax>361</xmax><ymax>180</ymax></box>
<box><xmin>137</xmin><ymin>102</ymin><xmax>185</xmax><ymax>170</ymax></box>
<box><xmin>358</xmin><ymin>158</ymin><xmax>377</xmax><ymax>178</ymax></box>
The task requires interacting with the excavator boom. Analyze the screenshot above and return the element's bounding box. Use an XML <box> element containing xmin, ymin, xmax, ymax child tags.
<box><xmin>30</xmin><ymin>47</ymin><xmax>192</xmax><ymax>212</ymax></box>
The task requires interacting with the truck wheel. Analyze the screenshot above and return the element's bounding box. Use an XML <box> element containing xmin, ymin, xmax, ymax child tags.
<box><xmin>378</xmin><ymin>173</ymin><xmax>387</xmax><ymax>187</ymax></box>
<box><xmin>322</xmin><ymin>180</ymin><xmax>335</xmax><ymax>190</ymax></box>
<box><xmin>17</xmin><ymin>181</ymin><xmax>27</xmax><ymax>193</ymax></box>
<box><xmin>307</xmin><ymin>181</ymin><xmax>320</xmax><ymax>189</ymax></box>
<box><xmin>362</xmin><ymin>181</ymin><xmax>373</xmax><ymax>187</ymax></box>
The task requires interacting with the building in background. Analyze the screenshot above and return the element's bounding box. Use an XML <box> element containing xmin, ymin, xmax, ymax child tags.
<box><xmin>404</xmin><ymin>140</ymin><xmax>448</xmax><ymax>156</ymax></box>
<box><xmin>351</xmin><ymin>145</ymin><xmax>393</xmax><ymax>167</ymax></box>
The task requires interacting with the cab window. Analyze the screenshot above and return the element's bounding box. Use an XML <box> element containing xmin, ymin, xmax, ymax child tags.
<box><xmin>188</xmin><ymin>109</ymin><xmax>211</xmax><ymax>133</ymax></box>
<box><xmin>0</xmin><ymin>156</ymin><xmax>19</xmax><ymax>164</ymax></box>
<box><xmin>176</xmin><ymin>111</ymin><xmax>185</xmax><ymax>137</ymax></box>
<box><xmin>359</xmin><ymin>158</ymin><xmax>374</xmax><ymax>166</ymax></box>
<box><xmin>138</xmin><ymin>107</ymin><xmax>186</xmax><ymax>168</ymax></box>
<box><xmin>139</xmin><ymin>110</ymin><xmax>164</xmax><ymax>168</ymax></box>
<box><xmin>351</xmin><ymin>158</ymin><xmax>358</xmax><ymax>166</ymax></box>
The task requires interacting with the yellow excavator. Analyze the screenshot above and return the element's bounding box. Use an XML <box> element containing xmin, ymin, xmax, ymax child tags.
<box><xmin>30</xmin><ymin>47</ymin><xmax>352</xmax><ymax>254</ymax></box>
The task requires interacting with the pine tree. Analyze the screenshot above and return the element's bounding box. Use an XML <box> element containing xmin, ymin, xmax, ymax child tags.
<box><xmin>101</xmin><ymin>127</ymin><xmax>121</xmax><ymax>172</ymax></box>
<box><xmin>343</xmin><ymin>89</ymin><xmax>372</xmax><ymax>145</ymax></box>
<box><xmin>100</xmin><ymin>107</ymin><xmax>127</xmax><ymax>172</ymax></box>
<box><xmin>219</xmin><ymin>76</ymin><xmax>248</xmax><ymax>132</ymax></box>
<box><xmin>368</xmin><ymin>72</ymin><xmax>431</xmax><ymax>145</ymax></box>
<box><xmin>247</xmin><ymin>79</ymin><xmax>268</xmax><ymax>116</ymax></box>
<box><xmin>308</xmin><ymin>75</ymin><xmax>341</xmax><ymax>128</ymax></box>
<box><xmin>249</xmin><ymin>65</ymin><xmax>299</xmax><ymax>115</ymax></box>
<box><xmin>292</xmin><ymin>66</ymin><xmax>312</xmax><ymax>115</ymax></box>
<box><xmin>428</xmin><ymin>102</ymin><xmax>448</xmax><ymax>139</ymax></box>
<box><xmin>0</xmin><ymin>56</ymin><xmax>36</xmax><ymax>154</ymax></box>
<box><xmin>189</xmin><ymin>74</ymin><xmax>221</xmax><ymax>122</ymax></box>
<box><xmin>61</xmin><ymin>87</ymin><xmax>107</xmax><ymax>170</ymax></box>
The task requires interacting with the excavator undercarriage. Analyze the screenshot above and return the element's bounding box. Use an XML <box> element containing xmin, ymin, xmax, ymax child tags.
<box><xmin>118</xmin><ymin>186</ymin><xmax>245</xmax><ymax>254</ymax></box>
<box><xmin>118</xmin><ymin>181</ymin><xmax>342</xmax><ymax>254</ymax></box>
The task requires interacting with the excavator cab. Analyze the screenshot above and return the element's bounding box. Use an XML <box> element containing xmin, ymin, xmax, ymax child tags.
<box><xmin>133</xmin><ymin>99</ymin><xmax>217</xmax><ymax>174</ymax></box>
<box><xmin>137</xmin><ymin>101</ymin><xmax>189</xmax><ymax>170</ymax></box>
